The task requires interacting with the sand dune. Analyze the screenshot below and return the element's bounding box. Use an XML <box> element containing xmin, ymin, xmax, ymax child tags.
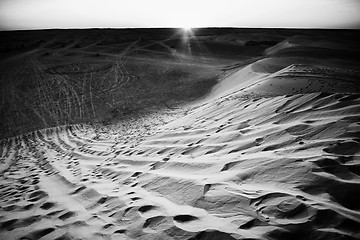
<box><xmin>1</xmin><ymin>29</ymin><xmax>360</xmax><ymax>239</ymax></box>
<box><xmin>1</xmin><ymin>84</ymin><xmax>360</xmax><ymax>239</ymax></box>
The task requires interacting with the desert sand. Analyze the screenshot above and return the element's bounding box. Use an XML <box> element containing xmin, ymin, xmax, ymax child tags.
<box><xmin>1</xmin><ymin>28</ymin><xmax>360</xmax><ymax>240</ymax></box>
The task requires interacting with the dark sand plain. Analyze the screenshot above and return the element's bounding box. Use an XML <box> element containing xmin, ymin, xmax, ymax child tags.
<box><xmin>1</xmin><ymin>28</ymin><xmax>360</xmax><ymax>240</ymax></box>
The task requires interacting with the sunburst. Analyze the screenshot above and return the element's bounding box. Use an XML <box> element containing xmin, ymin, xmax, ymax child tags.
<box><xmin>182</xmin><ymin>27</ymin><xmax>192</xmax><ymax>32</ymax></box>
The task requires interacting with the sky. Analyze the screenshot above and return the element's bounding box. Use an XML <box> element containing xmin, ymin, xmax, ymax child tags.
<box><xmin>0</xmin><ymin>0</ymin><xmax>360</xmax><ymax>30</ymax></box>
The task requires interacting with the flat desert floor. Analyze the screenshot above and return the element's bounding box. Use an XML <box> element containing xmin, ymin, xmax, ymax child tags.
<box><xmin>1</xmin><ymin>28</ymin><xmax>360</xmax><ymax>240</ymax></box>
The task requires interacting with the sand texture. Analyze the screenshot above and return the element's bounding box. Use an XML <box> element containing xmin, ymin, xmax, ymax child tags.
<box><xmin>1</xmin><ymin>28</ymin><xmax>360</xmax><ymax>239</ymax></box>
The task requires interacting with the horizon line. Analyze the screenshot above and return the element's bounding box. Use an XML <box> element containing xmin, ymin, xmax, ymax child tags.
<box><xmin>2</xmin><ymin>26</ymin><xmax>360</xmax><ymax>32</ymax></box>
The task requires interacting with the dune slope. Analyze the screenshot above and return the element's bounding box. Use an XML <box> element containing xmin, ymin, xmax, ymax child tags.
<box><xmin>1</xmin><ymin>82</ymin><xmax>360</xmax><ymax>239</ymax></box>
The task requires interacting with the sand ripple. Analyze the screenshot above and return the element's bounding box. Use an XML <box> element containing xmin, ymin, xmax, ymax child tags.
<box><xmin>1</xmin><ymin>91</ymin><xmax>360</xmax><ymax>239</ymax></box>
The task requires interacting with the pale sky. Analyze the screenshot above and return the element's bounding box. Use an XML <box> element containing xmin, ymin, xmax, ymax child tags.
<box><xmin>0</xmin><ymin>0</ymin><xmax>360</xmax><ymax>30</ymax></box>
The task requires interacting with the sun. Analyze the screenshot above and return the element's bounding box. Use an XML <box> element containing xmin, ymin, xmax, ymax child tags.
<box><xmin>182</xmin><ymin>27</ymin><xmax>192</xmax><ymax>32</ymax></box>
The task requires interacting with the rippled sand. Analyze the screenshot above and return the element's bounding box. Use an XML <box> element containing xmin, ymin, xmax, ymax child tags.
<box><xmin>1</xmin><ymin>30</ymin><xmax>360</xmax><ymax>240</ymax></box>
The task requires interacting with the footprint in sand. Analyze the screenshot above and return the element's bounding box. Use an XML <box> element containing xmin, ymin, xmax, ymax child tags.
<box><xmin>138</xmin><ymin>205</ymin><xmax>157</xmax><ymax>213</ymax></box>
<box><xmin>20</xmin><ymin>227</ymin><xmax>55</xmax><ymax>240</ymax></box>
<box><xmin>173</xmin><ymin>214</ymin><xmax>199</xmax><ymax>223</ymax></box>
<box><xmin>254</xmin><ymin>193</ymin><xmax>316</xmax><ymax>225</ymax></box>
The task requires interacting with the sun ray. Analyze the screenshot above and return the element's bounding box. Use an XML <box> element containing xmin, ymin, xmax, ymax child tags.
<box><xmin>182</xmin><ymin>27</ymin><xmax>192</xmax><ymax>32</ymax></box>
